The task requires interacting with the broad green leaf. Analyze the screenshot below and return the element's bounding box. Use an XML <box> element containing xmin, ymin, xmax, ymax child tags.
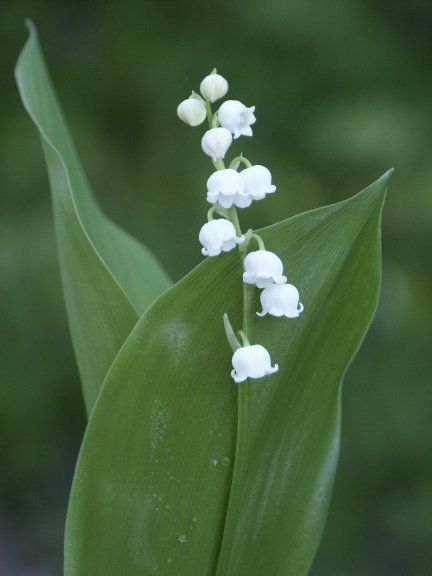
<box><xmin>65</xmin><ymin>171</ymin><xmax>391</xmax><ymax>575</ymax></box>
<box><xmin>15</xmin><ymin>23</ymin><xmax>171</xmax><ymax>413</ymax></box>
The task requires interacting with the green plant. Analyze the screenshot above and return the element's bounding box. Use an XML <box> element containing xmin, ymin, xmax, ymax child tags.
<box><xmin>16</xmin><ymin>22</ymin><xmax>392</xmax><ymax>576</ymax></box>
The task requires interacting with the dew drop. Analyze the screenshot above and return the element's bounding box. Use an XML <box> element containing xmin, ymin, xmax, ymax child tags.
<box><xmin>208</xmin><ymin>458</ymin><xmax>218</xmax><ymax>471</ymax></box>
<box><xmin>177</xmin><ymin>534</ymin><xmax>187</xmax><ymax>543</ymax></box>
<box><xmin>221</xmin><ymin>456</ymin><xmax>230</xmax><ymax>467</ymax></box>
<box><xmin>166</xmin><ymin>557</ymin><xmax>173</xmax><ymax>564</ymax></box>
<box><xmin>165</xmin><ymin>504</ymin><xmax>170</xmax><ymax>510</ymax></box>
<box><xmin>192</xmin><ymin>517</ymin><xmax>197</xmax><ymax>523</ymax></box>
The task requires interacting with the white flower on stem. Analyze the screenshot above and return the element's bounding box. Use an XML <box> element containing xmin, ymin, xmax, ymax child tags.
<box><xmin>201</xmin><ymin>128</ymin><xmax>232</xmax><ymax>160</ymax></box>
<box><xmin>241</xmin><ymin>165</ymin><xmax>276</xmax><ymax>200</ymax></box>
<box><xmin>231</xmin><ymin>344</ymin><xmax>278</xmax><ymax>383</ymax></box>
<box><xmin>177</xmin><ymin>98</ymin><xmax>207</xmax><ymax>126</ymax></box>
<box><xmin>199</xmin><ymin>219</ymin><xmax>244</xmax><ymax>256</ymax></box>
<box><xmin>218</xmin><ymin>100</ymin><xmax>256</xmax><ymax>139</ymax></box>
<box><xmin>207</xmin><ymin>168</ymin><xmax>252</xmax><ymax>209</ymax></box>
<box><xmin>257</xmin><ymin>284</ymin><xmax>304</xmax><ymax>318</ymax></box>
<box><xmin>200</xmin><ymin>72</ymin><xmax>228</xmax><ymax>102</ymax></box>
<box><xmin>243</xmin><ymin>250</ymin><xmax>287</xmax><ymax>288</ymax></box>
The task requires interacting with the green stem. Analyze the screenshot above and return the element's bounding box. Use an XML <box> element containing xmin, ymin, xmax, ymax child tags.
<box><xmin>213</xmin><ymin>158</ymin><xmax>225</xmax><ymax>170</ymax></box>
<box><xmin>229</xmin><ymin>155</ymin><xmax>253</xmax><ymax>169</ymax></box>
<box><xmin>205</xmin><ymin>99</ymin><xmax>213</xmax><ymax>128</ymax></box>
<box><xmin>207</xmin><ymin>206</ymin><xmax>229</xmax><ymax>221</ymax></box>
<box><xmin>237</xmin><ymin>330</ymin><xmax>250</xmax><ymax>347</ymax></box>
<box><xmin>251</xmin><ymin>233</ymin><xmax>265</xmax><ymax>251</ymax></box>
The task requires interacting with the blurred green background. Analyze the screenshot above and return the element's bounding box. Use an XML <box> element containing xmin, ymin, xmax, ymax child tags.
<box><xmin>1</xmin><ymin>1</ymin><xmax>431</xmax><ymax>574</ymax></box>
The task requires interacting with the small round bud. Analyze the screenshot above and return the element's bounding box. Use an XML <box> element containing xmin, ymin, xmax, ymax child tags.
<box><xmin>177</xmin><ymin>98</ymin><xmax>207</xmax><ymax>126</ymax></box>
<box><xmin>200</xmin><ymin>72</ymin><xmax>228</xmax><ymax>103</ymax></box>
<box><xmin>201</xmin><ymin>127</ymin><xmax>232</xmax><ymax>160</ymax></box>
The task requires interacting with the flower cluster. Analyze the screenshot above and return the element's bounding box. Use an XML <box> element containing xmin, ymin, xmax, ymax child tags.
<box><xmin>177</xmin><ymin>70</ymin><xmax>304</xmax><ymax>383</ymax></box>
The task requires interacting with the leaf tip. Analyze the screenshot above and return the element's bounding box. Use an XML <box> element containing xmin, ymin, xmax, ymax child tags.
<box><xmin>24</xmin><ymin>18</ymin><xmax>37</xmax><ymax>36</ymax></box>
<box><xmin>377</xmin><ymin>167</ymin><xmax>394</xmax><ymax>190</ymax></box>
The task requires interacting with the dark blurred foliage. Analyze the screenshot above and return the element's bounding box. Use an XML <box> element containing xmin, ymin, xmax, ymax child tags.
<box><xmin>1</xmin><ymin>1</ymin><xmax>431</xmax><ymax>574</ymax></box>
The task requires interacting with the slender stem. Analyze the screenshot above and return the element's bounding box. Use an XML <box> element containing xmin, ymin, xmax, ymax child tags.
<box><xmin>251</xmin><ymin>233</ymin><xmax>265</xmax><ymax>251</ymax></box>
<box><xmin>242</xmin><ymin>284</ymin><xmax>255</xmax><ymax>341</ymax></box>
<box><xmin>205</xmin><ymin>99</ymin><xmax>213</xmax><ymax>128</ymax></box>
<box><xmin>207</xmin><ymin>205</ymin><xmax>229</xmax><ymax>221</ymax></box>
<box><xmin>229</xmin><ymin>155</ymin><xmax>252</xmax><ymax>169</ymax></box>
<box><xmin>237</xmin><ymin>330</ymin><xmax>250</xmax><ymax>347</ymax></box>
<box><xmin>227</xmin><ymin>206</ymin><xmax>242</xmax><ymax>240</ymax></box>
<box><xmin>213</xmin><ymin>158</ymin><xmax>225</xmax><ymax>170</ymax></box>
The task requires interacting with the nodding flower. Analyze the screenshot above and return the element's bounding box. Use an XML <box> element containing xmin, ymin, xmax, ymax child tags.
<box><xmin>231</xmin><ymin>344</ymin><xmax>278</xmax><ymax>384</ymax></box>
<box><xmin>241</xmin><ymin>165</ymin><xmax>276</xmax><ymax>201</ymax></box>
<box><xmin>199</xmin><ymin>219</ymin><xmax>244</xmax><ymax>257</ymax></box>
<box><xmin>243</xmin><ymin>250</ymin><xmax>287</xmax><ymax>289</ymax></box>
<box><xmin>218</xmin><ymin>100</ymin><xmax>256</xmax><ymax>139</ymax></box>
<box><xmin>257</xmin><ymin>284</ymin><xmax>304</xmax><ymax>318</ymax></box>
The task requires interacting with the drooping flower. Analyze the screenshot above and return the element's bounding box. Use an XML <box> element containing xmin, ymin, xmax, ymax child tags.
<box><xmin>218</xmin><ymin>100</ymin><xmax>256</xmax><ymax>139</ymax></box>
<box><xmin>231</xmin><ymin>344</ymin><xmax>278</xmax><ymax>383</ymax></box>
<box><xmin>243</xmin><ymin>250</ymin><xmax>287</xmax><ymax>288</ymax></box>
<box><xmin>201</xmin><ymin>127</ymin><xmax>232</xmax><ymax>160</ymax></box>
<box><xmin>199</xmin><ymin>219</ymin><xmax>244</xmax><ymax>256</ymax></box>
<box><xmin>200</xmin><ymin>72</ymin><xmax>228</xmax><ymax>102</ymax></box>
<box><xmin>241</xmin><ymin>165</ymin><xmax>276</xmax><ymax>201</ymax></box>
<box><xmin>257</xmin><ymin>284</ymin><xmax>304</xmax><ymax>318</ymax></box>
<box><xmin>177</xmin><ymin>98</ymin><xmax>207</xmax><ymax>126</ymax></box>
<box><xmin>206</xmin><ymin>168</ymin><xmax>252</xmax><ymax>209</ymax></box>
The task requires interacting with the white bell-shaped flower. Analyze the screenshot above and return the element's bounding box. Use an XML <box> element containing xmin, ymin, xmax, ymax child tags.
<box><xmin>201</xmin><ymin>128</ymin><xmax>232</xmax><ymax>160</ymax></box>
<box><xmin>241</xmin><ymin>165</ymin><xmax>276</xmax><ymax>200</ymax></box>
<box><xmin>218</xmin><ymin>100</ymin><xmax>256</xmax><ymax>139</ymax></box>
<box><xmin>231</xmin><ymin>344</ymin><xmax>278</xmax><ymax>383</ymax></box>
<box><xmin>199</xmin><ymin>219</ymin><xmax>244</xmax><ymax>257</ymax></box>
<box><xmin>206</xmin><ymin>168</ymin><xmax>252</xmax><ymax>209</ymax></box>
<box><xmin>200</xmin><ymin>72</ymin><xmax>228</xmax><ymax>102</ymax></box>
<box><xmin>257</xmin><ymin>284</ymin><xmax>304</xmax><ymax>318</ymax></box>
<box><xmin>243</xmin><ymin>250</ymin><xmax>287</xmax><ymax>288</ymax></box>
<box><xmin>177</xmin><ymin>98</ymin><xmax>207</xmax><ymax>126</ymax></box>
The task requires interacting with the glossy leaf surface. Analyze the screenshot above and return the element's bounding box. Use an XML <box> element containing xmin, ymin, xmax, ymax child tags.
<box><xmin>15</xmin><ymin>24</ymin><xmax>171</xmax><ymax>412</ymax></box>
<box><xmin>65</xmin><ymin>171</ymin><xmax>390</xmax><ymax>575</ymax></box>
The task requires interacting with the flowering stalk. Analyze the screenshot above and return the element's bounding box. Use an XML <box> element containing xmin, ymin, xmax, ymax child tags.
<box><xmin>177</xmin><ymin>70</ymin><xmax>304</xmax><ymax>383</ymax></box>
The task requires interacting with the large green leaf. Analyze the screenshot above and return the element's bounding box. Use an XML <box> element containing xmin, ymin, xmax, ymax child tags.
<box><xmin>15</xmin><ymin>23</ymin><xmax>171</xmax><ymax>413</ymax></box>
<box><xmin>65</xmin><ymin>170</ymin><xmax>391</xmax><ymax>574</ymax></box>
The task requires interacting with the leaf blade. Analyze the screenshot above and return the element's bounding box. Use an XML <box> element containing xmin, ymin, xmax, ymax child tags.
<box><xmin>15</xmin><ymin>23</ymin><xmax>171</xmax><ymax>412</ymax></box>
<box><xmin>64</xmin><ymin>171</ymin><xmax>390</xmax><ymax>574</ymax></box>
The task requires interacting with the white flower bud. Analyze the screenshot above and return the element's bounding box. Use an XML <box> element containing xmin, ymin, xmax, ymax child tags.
<box><xmin>200</xmin><ymin>72</ymin><xmax>228</xmax><ymax>102</ymax></box>
<box><xmin>241</xmin><ymin>165</ymin><xmax>276</xmax><ymax>200</ymax></box>
<box><xmin>231</xmin><ymin>344</ymin><xmax>278</xmax><ymax>383</ymax></box>
<box><xmin>257</xmin><ymin>284</ymin><xmax>304</xmax><ymax>318</ymax></box>
<box><xmin>243</xmin><ymin>250</ymin><xmax>287</xmax><ymax>289</ymax></box>
<box><xmin>177</xmin><ymin>98</ymin><xmax>207</xmax><ymax>126</ymax></box>
<box><xmin>201</xmin><ymin>128</ymin><xmax>232</xmax><ymax>160</ymax></box>
<box><xmin>206</xmin><ymin>168</ymin><xmax>251</xmax><ymax>209</ymax></box>
<box><xmin>199</xmin><ymin>219</ymin><xmax>244</xmax><ymax>257</ymax></box>
<box><xmin>218</xmin><ymin>100</ymin><xmax>256</xmax><ymax>139</ymax></box>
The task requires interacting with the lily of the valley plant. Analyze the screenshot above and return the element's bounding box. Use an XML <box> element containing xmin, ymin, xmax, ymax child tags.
<box><xmin>178</xmin><ymin>70</ymin><xmax>304</xmax><ymax>383</ymax></box>
<box><xmin>16</xmin><ymin>23</ymin><xmax>392</xmax><ymax>576</ymax></box>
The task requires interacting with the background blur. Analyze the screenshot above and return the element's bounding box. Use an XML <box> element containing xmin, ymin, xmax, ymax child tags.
<box><xmin>1</xmin><ymin>1</ymin><xmax>431</xmax><ymax>574</ymax></box>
